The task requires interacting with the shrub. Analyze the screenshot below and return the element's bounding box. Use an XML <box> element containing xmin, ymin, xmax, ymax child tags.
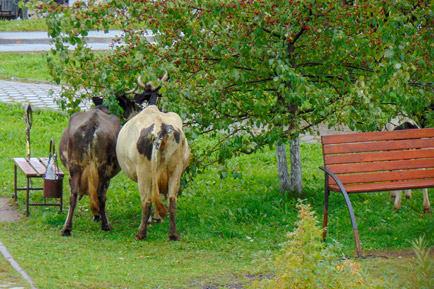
<box><xmin>250</xmin><ymin>200</ymin><xmax>386</xmax><ymax>289</ymax></box>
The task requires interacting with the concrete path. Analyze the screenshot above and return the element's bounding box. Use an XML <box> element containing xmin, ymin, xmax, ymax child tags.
<box><xmin>0</xmin><ymin>79</ymin><xmax>61</xmax><ymax>109</ymax></box>
<box><xmin>0</xmin><ymin>30</ymin><xmax>122</xmax><ymax>52</ymax></box>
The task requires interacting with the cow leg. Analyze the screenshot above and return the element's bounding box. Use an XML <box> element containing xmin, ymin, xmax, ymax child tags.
<box><xmin>422</xmin><ymin>188</ymin><xmax>431</xmax><ymax>214</ymax></box>
<box><xmin>168</xmin><ymin>195</ymin><xmax>179</xmax><ymax>241</ymax></box>
<box><xmin>390</xmin><ymin>190</ymin><xmax>397</xmax><ymax>200</ymax></box>
<box><xmin>98</xmin><ymin>182</ymin><xmax>112</xmax><ymax>231</ymax></box>
<box><xmin>404</xmin><ymin>189</ymin><xmax>412</xmax><ymax>199</ymax></box>
<box><xmin>61</xmin><ymin>178</ymin><xmax>79</xmax><ymax>236</ymax></box>
<box><xmin>168</xmin><ymin>168</ymin><xmax>182</xmax><ymax>241</ymax></box>
<box><xmin>393</xmin><ymin>190</ymin><xmax>402</xmax><ymax>210</ymax></box>
<box><xmin>136</xmin><ymin>177</ymin><xmax>152</xmax><ymax>240</ymax></box>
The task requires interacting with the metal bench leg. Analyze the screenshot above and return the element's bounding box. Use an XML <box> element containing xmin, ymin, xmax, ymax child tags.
<box><xmin>14</xmin><ymin>164</ymin><xmax>18</xmax><ymax>201</ymax></box>
<box><xmin>26</xmin><ymin>176</ymin><xmax>30</xmax><ymax>217</ymax></box>
<box><xmin>320</xmin><ymin>166</ymin><xmax>363</xmax><ymax>258</ymax></box>
<box><xmin>341</xmin><ymin>190</ymin><xmax>362</xmax><ymax>258</ymax></box>
<box><xmin>322</xmin><ymin>187</ymin><xmax>330</xmax><ymax>241</ymax></box>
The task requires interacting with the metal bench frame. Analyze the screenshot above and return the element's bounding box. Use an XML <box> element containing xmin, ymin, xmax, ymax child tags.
<box><xmin>13</xmin><ymin>157</ymin><xmax>64</xmax><ymax>217</ymax></box>
<box><xmin>320</xmin><ymin>127</ymin><xmax>434</xmax><ymax>257</ymax></box>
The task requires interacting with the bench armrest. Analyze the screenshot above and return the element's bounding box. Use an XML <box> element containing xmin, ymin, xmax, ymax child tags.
<box><xmin>319</xmin><ymin>166</ymin><xmax>348</xmax><ymax>195</ymax></box>
<box><xmin>319</xmin><ymin>166</ymin><xmax>362</xmax><ymax>257</ymax></box>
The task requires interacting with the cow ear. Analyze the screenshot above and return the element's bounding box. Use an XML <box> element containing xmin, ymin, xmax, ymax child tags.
<box><xmin>92</xmin><ymin>97</ymin><xmax>104</xmax><ymax>106</ymax></box>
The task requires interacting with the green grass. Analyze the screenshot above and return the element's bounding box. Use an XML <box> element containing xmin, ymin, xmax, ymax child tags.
<box><xmin>0</xmin><ymin>18</ymin><xmax>47</xmax><ymax>32</ymax></box>
<box><xmin>0</xmin><ymin>102</ymin><xmax>432</xmax><ymax>288</ymax></box>
<box><xmin>0</xmin><ymin>53</ymin><xmax>51</xmax><ymax>82</ymax></box>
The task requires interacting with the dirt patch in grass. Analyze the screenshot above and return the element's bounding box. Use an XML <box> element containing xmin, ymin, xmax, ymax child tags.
<box><xmin>367</xmin><ymin>248</ymin><xmax>434</xmax><ymax>259</ymax></box>
<box><xmin>0</xmin><ymin>198</ymin><xmax>21</xmax><ymax>223</ymax></box>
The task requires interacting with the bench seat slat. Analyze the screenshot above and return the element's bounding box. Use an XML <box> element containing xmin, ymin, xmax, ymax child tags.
<box><xmin>322</xmin><ymin>127</ymin><xmax>434</xmax><ymax>145</ymax></box>
<box><xmin>13</xmin><ymin>158</ymin><xmax>39</xmax><ymax>177</ymax></box>
<box><xmin>327</xmin><ymin>158</ymin><xmax>434</xmax><ymax>174</ymax></box>
<box><xmin>329</xmin><ymin>179</ymin><xmax>434</xmax><ymax>193</ymax></box>
<box><xmin>323</xmin><ymin>138</ymin><xmax>434</xmax><ymax>154</ymax></box>
<box><xmin>39</xmin><ymin>157</ymin><xmax>64</xmax><ymax>175</ymax></box>
<box><xmin>329</xmin><ymin>169</ymin><xmax>434</xmax><ymax>185</ymax></box>
<box><xmin>29</xmin><ymin>158</ymin><xmax>48</xmax><ymax>175</ymax></box>
<box><xmin>324</xmin><ymin>148</ymin><xmax>434</xmax><ymax>165</ymax></box>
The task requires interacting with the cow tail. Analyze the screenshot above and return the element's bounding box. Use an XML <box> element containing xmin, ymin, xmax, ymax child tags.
<box><xmin>151</xmin><ymin>138</ymin><xmax>167</xmax><ymax>219</ymax></box>
<box><xmin>87</xmin><ymin>161</ymin><xmax>100</xmax><ymax>215</ymax></box>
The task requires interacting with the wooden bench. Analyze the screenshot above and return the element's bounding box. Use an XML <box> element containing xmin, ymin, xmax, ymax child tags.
<box><xmin>320</xmin><ymin>127</ymin><xmax>434</xmax><ymax>257</ymax></box>
<box><xmin>13</xmin><ymin>157</ymin><xmax>64</xmax><ymax>217</ymax></box>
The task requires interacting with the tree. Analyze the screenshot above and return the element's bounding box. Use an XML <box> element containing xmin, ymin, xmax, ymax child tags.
<box><xmin>41</xmin><ymin>0</ymin><xmax>434</xmax><ymax>184</ymax></box>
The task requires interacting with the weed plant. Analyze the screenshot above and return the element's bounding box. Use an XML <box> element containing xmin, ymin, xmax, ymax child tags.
<box><xmin>0</xmin><ymin>103</ymin><xmax>433</xmax><ymax>288</ymax></box>
<box><xmin>410</xmin><ymin>237</ymin><xmax>434</xmax><ymax>289</ymax></box>
<box><xmin>249</xmin><ymin>200</ymin><xmax>389</xmax><ymax>289</ymax></box>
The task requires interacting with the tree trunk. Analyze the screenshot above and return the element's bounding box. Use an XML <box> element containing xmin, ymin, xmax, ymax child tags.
<box><xmin>276</xmin><ymin>143</ymin><xmax>291</xmax><ymax>196</ymax></box>
<box><xmin>290</xmin><ymin>138</ymin><xmax>303</xmax><ymax>195</ymax></box>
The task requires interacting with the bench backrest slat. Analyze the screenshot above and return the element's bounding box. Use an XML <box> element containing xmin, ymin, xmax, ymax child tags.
<box><xmin>324</xmin><ymin>148</ymin><xmax>434</xmax><ymax>165</ymax></box>
<box><xmin>327</xmin><ymin>158</ymin><xmax>434</xmax><ymax>174</ymax></box>
<box><xmin>323</xmin><ymin>138</ymin><xmax>434</xmax><ymax>154</ymax></box>
<box><xmin>329</xmin><ymin>168</ymin><xmax>434</xmax><ymax>185</ymax></box>
<box><xmin>322</xmin><ymin>127</ymin><xmax>434</xmax><ymax>192</ymax></box>
<box><xmin>321</xmin><ymin>127</ymin><xmax>434</xmax><ymax>144</ymax></box>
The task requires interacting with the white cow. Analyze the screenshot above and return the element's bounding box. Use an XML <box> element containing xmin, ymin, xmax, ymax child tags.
<box><xmin>116</xmin><ymin>75</ymin><xmax>191</xmax><ymax>240</ymax></box>
<box><xmin>384</xmin><ymin>115</ymin><xmax>431</xmax><ymax>214</ymax></box>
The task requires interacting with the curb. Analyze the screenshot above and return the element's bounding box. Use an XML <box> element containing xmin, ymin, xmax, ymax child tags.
<box><xmin>0</xmin><ymin>239</ymin><xmax>37</xmax><ymax>289</ymax></box>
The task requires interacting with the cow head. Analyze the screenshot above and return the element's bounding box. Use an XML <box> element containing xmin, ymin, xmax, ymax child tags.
<box><xmin>92</xmin><ymin>94</ymin><xmax>142</xmax><ymax>121</ymax></box>
<box><xmin>128</xmin><ymin>72</ymin><xmax>169</xmax><ymax>106</ymax></box>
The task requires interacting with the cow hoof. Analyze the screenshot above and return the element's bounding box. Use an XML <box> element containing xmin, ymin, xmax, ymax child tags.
<box><xmin>424</xmin><ymin>208</ymin><xmax>432</xmax><ymax>214</ymax></box>
<box><xmin>61</xmin><ymin>229</ymin><xmax>71</xmax><ymax>236</ymax></box>
<box><xmin>168</xmin><ymin>234</ymin><xmax>179</xmax><ymax>241</ymax></box>
<box><xmin>93</xmin><ymin>215</ymin><xmax>101</xmax><ymax>222</ymax></box>
<box><xmin>135</xmin><ymin>233</ymin><xmax>147</xmax><ymax>240</ymax></box>
<box><xmin>102</xmin><ymin>224</ymin><xmax>112</xmax><ymax>231</ymax></box>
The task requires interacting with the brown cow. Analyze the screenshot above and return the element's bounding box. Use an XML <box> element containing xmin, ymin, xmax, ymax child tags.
<box><xmin>116</xmin><ymin>75</ymin><xmax>190</xmax><ymax>240</ymax></box>
<box><xmin>59</xmin><ymin>96</ymin><xmax>140</xmax><ymax>236</ymax></box>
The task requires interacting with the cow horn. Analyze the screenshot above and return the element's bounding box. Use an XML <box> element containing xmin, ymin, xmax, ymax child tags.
<box><xmin>137</xmin><ymin>75</ymin><xmax>146</xmax><ymax>89</ymax></box>
<box><xmin>138</xmin><ymin>75</ymin><xmax>156</xmax><ymax>90</ymax></box>
<box><xmin>160</xmin><ymin>71</ymin><xmax>169</xmax><ymax>82</ymax></box>
<box><xmin>125</xmin><ymin>85</ymin><xmax>138</xmax><ymax>94</ymax></box>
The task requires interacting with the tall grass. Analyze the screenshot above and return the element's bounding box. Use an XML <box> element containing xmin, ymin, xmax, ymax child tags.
<box><xmin>0</xmin><ymin>102</ymin><xmax>432</xmax><ymax>288</ymax></box>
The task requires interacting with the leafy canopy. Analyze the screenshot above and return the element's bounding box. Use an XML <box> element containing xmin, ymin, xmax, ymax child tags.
<box><xmin>41</xmin><ymin>0</ymin><xmax>434</xmax><ymax>172</ymax></box>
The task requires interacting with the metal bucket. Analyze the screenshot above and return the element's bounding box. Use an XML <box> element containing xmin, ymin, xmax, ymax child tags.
<box><xmin>43</xmin><ymin>177</ymin><xmax>63</xmax><ymax>198</ymax></box>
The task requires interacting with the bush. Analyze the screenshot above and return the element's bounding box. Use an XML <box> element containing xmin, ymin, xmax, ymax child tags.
<box><xmin>250</xmin><ymin>200</ymin><xmax>387</xmax><ymax>289</ymax></box>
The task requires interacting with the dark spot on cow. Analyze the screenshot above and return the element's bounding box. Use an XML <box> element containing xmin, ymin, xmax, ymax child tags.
<box><xmin>394</xmin><ymin>122</ymin><xmax>419</xmax><ymax>130</ymax></box>
<box><xmin>174</xmin><ymin>129</ymin><xmax>180</xmax><ymax>143</ymax></box>
<box><xmin>137</xmin><ymin>124</ymin><xmax>155</xmax><ymax>160</ymax></box>
<box><xmin>159</xmin><ymin>123</ymin><xmax>180</xmax><ymax>144</ymax></box>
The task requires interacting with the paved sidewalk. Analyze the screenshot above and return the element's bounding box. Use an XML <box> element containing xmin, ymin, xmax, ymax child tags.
<box><xmin>0</xmin><ymin>79</ymin><xmax>61</xmax><ymax>109</ymax></box>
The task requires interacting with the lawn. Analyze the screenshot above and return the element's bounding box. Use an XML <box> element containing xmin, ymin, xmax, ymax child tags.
<box><xmin>0</xmin><ymin>53</ymin><xmax>51</xmax><ymax>82</ymax></box>
<box><xmin>0</xmin><ymin>18</ymin><xmax>47</xmax><ymax>32</ymax></box>
<box><xmin>0</xmin><ymin>102</ymin><xmax>432</xmax><ymax>288</ymax></box>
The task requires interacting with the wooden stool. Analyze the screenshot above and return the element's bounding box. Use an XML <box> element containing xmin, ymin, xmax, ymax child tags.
<box><xmin>13</xmin><ymin>157</ymin><xmax>64</xmax><ymax>217</ymax></box>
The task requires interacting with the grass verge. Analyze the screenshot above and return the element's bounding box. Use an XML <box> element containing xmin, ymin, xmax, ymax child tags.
<box><xmin>0</xmin><ymin>53</ymin><xmax>51</xmax><ymax>82</ymax></box>
<box><xmin>0</xmin><ymin>18</ymin><xmax>47</xmax><ymax>32</ymax></box>
<box><xmin>0</xmin><ymin>102</ymin><xmax>432</xmax><ymax>288</ymax></box>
